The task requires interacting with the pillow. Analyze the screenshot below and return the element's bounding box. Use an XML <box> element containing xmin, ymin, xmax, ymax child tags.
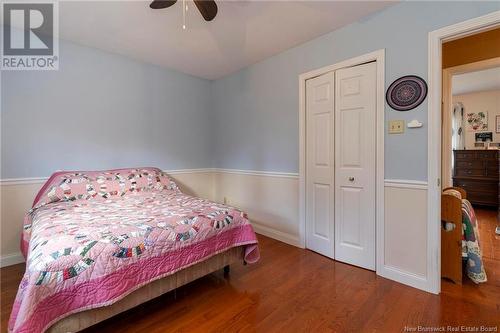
<box><xmin>33</xmin><ymin>168</ymin><xmax>179</xmax><ymax>208</ymax></box>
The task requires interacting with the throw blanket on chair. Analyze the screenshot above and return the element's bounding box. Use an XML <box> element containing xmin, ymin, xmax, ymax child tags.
<box><xmin>461</xmin><ymin>199</ymin><xmax>487</xmax><ymax>283</ymax></box>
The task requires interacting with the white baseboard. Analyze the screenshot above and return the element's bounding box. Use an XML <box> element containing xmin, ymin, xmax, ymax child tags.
<box><xmin>251</xmin><ymin>223</ymin><xmax>301</xmax><ymax>248</ymax></box>
<box><xmin>377</xmin><ymin>264</ymin><xmax>431</xmax><ymax>293</ymax></box>
<box><xmin>0</xmin><ymin>252</ymin><xmax>25</xmax><ymax>268</ymax></box>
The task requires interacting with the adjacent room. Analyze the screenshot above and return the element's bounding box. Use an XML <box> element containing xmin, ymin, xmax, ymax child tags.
<box><xmin>1</xmin><ymin>1</ymin><xmax>500</xmax><ymax>332</ymax></box>
<box><xmin>440</xmin><ymin>29</ymin><xmax>500</xmax><ymax>287</ymax></box>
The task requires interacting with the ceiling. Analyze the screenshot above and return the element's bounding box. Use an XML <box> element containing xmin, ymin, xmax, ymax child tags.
<box><xmin>452</xmin><ymin>67</ymin><xmax>500</xmax><ymax>95</ymax></box>
<box><xmin>54</xmin><ymin>1</ymin><xmax>394</xmax><ymax>80</ymax></box>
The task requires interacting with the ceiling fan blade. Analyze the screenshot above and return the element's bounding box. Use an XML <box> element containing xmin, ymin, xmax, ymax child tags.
<box><xmin>193</xmin><ymin>0</ymin><xmax>217</xmax><ymax>21</ymax></box>
<box><xmin>150</xmin><ymin>0</ymin><xmax>177</xmax><ymax>9</ymax></box>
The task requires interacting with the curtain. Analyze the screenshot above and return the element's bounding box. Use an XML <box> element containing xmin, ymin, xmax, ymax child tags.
<box><xmin>452</xmin><ymin>102</ymin><xmax>465</xmax><ymax>151</ymax></box>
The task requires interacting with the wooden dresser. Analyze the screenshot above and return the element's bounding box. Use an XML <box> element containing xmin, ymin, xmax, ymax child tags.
<box><xmin>453</xmin><ymin>150</ymin><xmax>499</xmax><ymax>208</ymax></box>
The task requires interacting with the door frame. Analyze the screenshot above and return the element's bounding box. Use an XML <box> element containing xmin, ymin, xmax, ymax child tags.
<box><xmin>298</xmin><ymin>49</ymin><xmax>385</xmax><ymax>272</ymax></box>
<box><xmin>428</xmin><ymin>10</ymin><xmax>500</xmax><ymax>294</ymax></box>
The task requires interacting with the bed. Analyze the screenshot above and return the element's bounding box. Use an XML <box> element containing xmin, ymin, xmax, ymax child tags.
<box><xmin>8</xmin><ymin>167</ymin><xmax>259</xmax><ymax>333</ymax></box>
<box><xmin>441</xmin><ymin>187</ymin><xmax>486</xmax><ymax>284</ymax></box>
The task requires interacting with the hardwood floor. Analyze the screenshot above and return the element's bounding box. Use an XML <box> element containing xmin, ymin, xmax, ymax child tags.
<box><xmin>476</xmin><ymin>208</ymin><xmax>500</xmax><ymax>262</ymax></box>
<box><xmin>2</xmin><ymin>218</ymin><xmax>499</xmax><ymax>332</ymax></box>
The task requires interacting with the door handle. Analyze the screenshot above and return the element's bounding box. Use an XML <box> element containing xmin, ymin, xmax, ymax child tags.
<box><xmin>348</xmin><ymin>177</ymin><xmax>355</xmax><ymax>182</ymax></box>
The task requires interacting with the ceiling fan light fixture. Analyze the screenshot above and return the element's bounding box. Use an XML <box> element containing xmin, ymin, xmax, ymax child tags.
<box><xmin>149</xmin><ymin>0</ymin><xmax>217</xmax><ymax>23</ymax></box>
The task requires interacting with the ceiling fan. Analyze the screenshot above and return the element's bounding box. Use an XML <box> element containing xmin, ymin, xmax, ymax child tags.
<box><xmin>150</xmin><ymin>0</ymin><xmax>218</xmax><ymax>22</ymax></box>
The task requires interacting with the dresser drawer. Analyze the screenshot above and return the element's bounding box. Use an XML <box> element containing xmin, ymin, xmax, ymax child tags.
<box><xmin>454</xmin><ymin>168</ymin><xmax>486</xmax><ymax>177</ymax></box>
<box><xmin>454</xmin><ymin>151</ymin><xmax>476</xmax><ymax>160</ymax></box>
<box><xmin>453</xmin><ymin>150</ymin><xmax>499</xmax><ymax>208</ymax></box>
<box><xmin>477</xmin><ymin>151</ymin><xmax>498</xmax><ymax>160</ymax></box>
<box><xmin>455</xmin><ymin>160</ymin><xmax>484</xmax><ymax>169</ymax></box>
<box><xmin>466</xmin><ymin>191</ymin><xmax>498</xmax><ymax>206</ymax></box>
<box><xmin>453</xmin><ymin>179</ymin><xmax>498</xmax><ymax>193</ymax></box>
<box><xmin>485</xmin><ymin>159</ymin><xmax>499</xmax><ymax>169</ymax></box>
<box><xmin>486</xmin><ymin>167</ymin><xmax>499</xmax><ymax>178</ymax></box>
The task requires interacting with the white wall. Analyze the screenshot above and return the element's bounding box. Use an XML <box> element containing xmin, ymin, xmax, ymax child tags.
<box><xmin>452</xmin><ymin>89</ymin><xmax>500</xmax><ymax>148</ymax></box>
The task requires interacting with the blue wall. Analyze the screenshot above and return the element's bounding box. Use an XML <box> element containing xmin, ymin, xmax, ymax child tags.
<box><xmin>1</xmin><ymin>40</ymin><xmax>213</xmax><ymax>178</ymax></box>
<box><xmin>211</xmin><ymin>1</ymin><xmax>500</xmax><ymax>181</ymax></box>
<box><xmin>2</xmin><ymin>2</ymin><xmax>499</xmax><ymax>180</ymax></box>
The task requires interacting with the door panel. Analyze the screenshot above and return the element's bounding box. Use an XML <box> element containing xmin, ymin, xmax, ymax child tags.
<box><xmin>338</xmin><ymin>187</ymin><xmax>362</xmax><ymax>247</ymax></box>
<box><xmin>314</xmin><ymin>114</ymin><xmax>330</xmax><ymax>166</ymax></box>
<box><xmin>313</xmin><ymin>183</ymin><xmax>331</xmax><ymax>239</ymax></box>
<box><xmin>306</xmin><ymin>72</ymin><xmax>335</xmax><ymax>258</ymax></box>
<box><xmin>340</xmin><ymin>108</ymin><xmax>362</xmax><ymax>167</ymax></box>
<box><xmin>334</xmin><ymin>62</ymin><xmax>376</xmax><ymax>270</ymax></box>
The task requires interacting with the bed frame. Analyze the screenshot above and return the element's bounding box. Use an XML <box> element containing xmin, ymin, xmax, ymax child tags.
<box><xmin>47</xmin><ymin>246</ymin><xmax>244</xmax><ymax>332</ymax></box>
<box><xmin>441</xmin><ymin>186</ymin><xmax>466</xmax><ymax>285</ymax></box>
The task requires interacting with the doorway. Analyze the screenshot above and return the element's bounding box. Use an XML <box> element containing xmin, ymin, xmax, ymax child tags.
<box><xmin>428</xmin><ymin>12</ymin><xmax>500</xmax><ymax>293</ymax></box>
<box><xmin>441</xmin><ymin>55</ymin><xmax>500</xmax><ymax>285</ymax></box>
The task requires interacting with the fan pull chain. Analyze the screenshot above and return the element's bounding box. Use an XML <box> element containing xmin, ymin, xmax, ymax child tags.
<box><xmin>182</xmin><ymin>0</ymin><xmax>186</xmax><ymax>30</ymax></box>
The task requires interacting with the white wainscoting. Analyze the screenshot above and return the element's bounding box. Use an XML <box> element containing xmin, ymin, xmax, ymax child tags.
<box><xmin>1</xmin><ymin>171</ymin><xmax>431</xmax><ymax>294</ymax></box>
<box><xmin>0</xmin><ymin>168</ymin><xmax>301</xmax><ymax>267</ymax></box>
<box><xmin>1</xmin><ymin>181</ymin><xmax>43</xmax><ymax>267</ymax></box>
<box><xmin>380</xmin><ymin>179</ymin><xmax>430</xmax><ymax>292</ymax></box>
<box><xmin>213</xmin><ymin>170</ymin><xmax>300</xmax><ymax>247</ymax></box>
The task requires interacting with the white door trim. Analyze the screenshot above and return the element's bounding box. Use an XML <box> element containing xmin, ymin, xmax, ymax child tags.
<box><xmin>428</xmin><ymin>10</ymin><xmax>500</xmax><ymax>294</ymax></box>
<box><xmin>298</xmin><ymin>49</ymin><xmax>385</xmax><ymax>271</ymax></box>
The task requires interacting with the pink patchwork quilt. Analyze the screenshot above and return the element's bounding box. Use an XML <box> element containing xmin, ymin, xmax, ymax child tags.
<box><xmin>8</xmin><ymin>167</ymin><xmax>259</xmax><ymax>333</ymax></box>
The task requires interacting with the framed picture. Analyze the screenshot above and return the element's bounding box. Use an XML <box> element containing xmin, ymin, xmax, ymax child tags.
<box><xmin>466</xmin><ymin>111</ymin><xmax>488</xmax><ymax>131</ymax></box>
<box><xmin>496</xmin><ymin>115</ymin><xmax>500</xmax><ymax>133</ymax></box>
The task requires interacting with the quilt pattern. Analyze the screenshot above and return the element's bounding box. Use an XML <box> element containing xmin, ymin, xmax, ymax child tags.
<box><xmin>9</xmin><ymin>168</ymin><xmax>259</xmax><ymax>333</ymax></box>
<box><xmin>461</xmin><ymin>199</ymin><xmax>487</xmax><ymax>284</ymax></box>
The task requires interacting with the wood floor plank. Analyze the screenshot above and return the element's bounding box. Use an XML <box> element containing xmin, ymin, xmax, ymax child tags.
<box><xmin>1</xmin><ymin>209</ymin><xmax>499</xmax><ymax>332</ymax></box>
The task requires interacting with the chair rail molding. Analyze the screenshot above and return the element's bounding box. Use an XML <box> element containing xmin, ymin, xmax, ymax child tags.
<box><xmin>384</xmin><ymin>179</ymin><xmax>428</xmax><ymax>190</ymax></box>
<box><xmin>0</xmin><ymin>168</ymin><xmax>299</xmax><ymax>186</ymax></box>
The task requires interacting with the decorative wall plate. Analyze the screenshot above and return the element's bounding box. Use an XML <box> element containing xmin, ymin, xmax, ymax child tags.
<box><xmin>386</xmin><ymin>75</ymin><xmax>427</xmax><ymax>111</ymax></box>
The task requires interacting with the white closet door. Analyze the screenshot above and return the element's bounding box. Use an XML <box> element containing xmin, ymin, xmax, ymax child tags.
<box><xmin>334</xmin><ymin>62</ymin><xmax>376</xmax><ymax>270</ymax></box>
<box><xmin>305</xmin><ymin>72</ymin><xmax>335</xmax><ymax>258</ymax></box>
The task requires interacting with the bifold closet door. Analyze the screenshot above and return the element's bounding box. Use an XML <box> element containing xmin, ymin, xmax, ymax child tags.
<box><xmin>305</xmin><ymin>72</ymin><xmax>335</xmax><ymax>259</ymax></box>
<box><xmin>334</xmin><ymin>62</ymin><xmax>377</xmax><ymax>270</ymax></box>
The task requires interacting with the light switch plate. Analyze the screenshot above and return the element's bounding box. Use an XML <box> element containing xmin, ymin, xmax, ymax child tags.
<box><xmin>389</xmin><ymin>120</ymin><xmax>405</xmax><ymax>134</ymax></box>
